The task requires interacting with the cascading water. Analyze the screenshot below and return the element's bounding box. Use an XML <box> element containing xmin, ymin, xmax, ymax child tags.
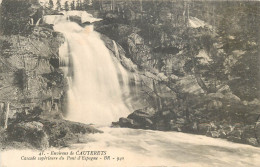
<box><xmin>51</xmin><ymin>16</ymin><xmax>130</xmax><ymax>125</ymax></box>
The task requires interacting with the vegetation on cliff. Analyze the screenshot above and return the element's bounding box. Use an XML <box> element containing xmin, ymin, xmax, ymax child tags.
<box><xmin>0</xmin><ymin>0</ymin><xmax>101</xmax><ymax>150</ymax></box>
<box><xmin>88</xmin><ymin>1</ymin><xmax>260</xmax><ymax>146</ymax></box>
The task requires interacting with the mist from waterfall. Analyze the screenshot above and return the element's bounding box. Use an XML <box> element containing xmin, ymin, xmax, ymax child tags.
<box><xmin>52</xmin><ymin>17</ymin><xmax>130</xmax><ymax>125</ymax></box>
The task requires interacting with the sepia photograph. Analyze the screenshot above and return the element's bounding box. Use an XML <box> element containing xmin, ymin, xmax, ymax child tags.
<box><xmin>0</xmin><ymin>0</ymin><xmax>259</xmax><ymax>166</ymax></box>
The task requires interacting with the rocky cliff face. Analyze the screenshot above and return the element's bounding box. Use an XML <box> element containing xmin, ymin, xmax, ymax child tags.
<box><xmin>0</xmin><ymin>1</ymin><xmax>101</xmax><ymax>150</ymax></box>
<box><xmin>0</xmin><ymin>25</ymin><xmax>65</xmax><ymax>121</ymax></box>
<box><xmin>0</xmin><ymin>26</ymin><xmax>102</xmax><ymax>149</ymax></box>
<box><xmin>93</xmin><ymin>2</ymin><xmax>260</xmax><ymax>147</ymax></box>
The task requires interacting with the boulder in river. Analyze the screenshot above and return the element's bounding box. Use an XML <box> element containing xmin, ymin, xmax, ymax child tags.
<box><xmin>118</xmin><ymin>118</ymin><xmax>134</xmax><ymax>128</ymax></box>
<box><xmin>7</xmin><ymin>121</ymin><xmax>49</xmax><ymax>149</ymax></box>
<box><xmin>5</xmin><ymin>119</ymin><xmax>102</xmax><ymax>149</ymax></box>
<box><xmin>115</xmin><ymin>107</ymin><xmax>156</xmax><ymax>129</ymax></box>
<box><xmin>39</xmin><ymin>119</ymin><xmax>102</xmax><ymax>147</ymax></box>
<box><xmin>127</xmin><ymin>107</ymin><xmax>156</xmax><ymax>120</ymax></box>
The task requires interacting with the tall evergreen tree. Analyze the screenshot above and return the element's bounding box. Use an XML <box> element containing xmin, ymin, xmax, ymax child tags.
<box><xmin>76</xmin><ymin>0</ymin><xmax>81</xmax><ymax>10</ymax></box>
<box><xmin>65</xmin><ymin>1</ymin><xmax>69</xmax><ymax>11</ymax></box>
<box><xmin>49</xmin><ymin>0</ymin><xmax>54</xmax><ymax>9</ymax></box>
<box><xmin>56</xmin><ymin>0</ymin><xmax>61</xmax><ymax>11</ymax></box>
<box><xmin>71</xmin><ymin>0</ymin><xmax>75</xmax><ymax>10</ymax></box>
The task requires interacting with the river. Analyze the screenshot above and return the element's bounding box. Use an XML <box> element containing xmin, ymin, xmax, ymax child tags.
<box><xmin>1</xmin><ymin>126</ymin><xmax>260</xmax><ymax>167</ymax></box>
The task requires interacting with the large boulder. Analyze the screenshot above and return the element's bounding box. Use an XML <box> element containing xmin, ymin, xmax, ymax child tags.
<box><xmin>128</xmin><ymin>107</ymin><xmax>155</xmax><ymax>120</ymax></box>
<box><xmin>5</xmin><ymin>118</ymin><xmax>102</xmax><ymax>149</ymax></box>
<box><xmin>227</xmin><ymin>129</ymin><xmax>243</xmax><ymax>143</ymax></box>
<box><xmin>125</xmin><ymin>107</ymin><xmax>156</xmax><ymax>129</ymax></box>
<box><xmin>224</xmin><ymin>93</ymin><xmax>241</xmax><ymax>103</ymax></box>
<box><xmin>207</xmin><ymin>100</ymin><xmax>223</xmax><ymax>110</ymax></box>
<box><xmin>206</xmin><ymin>131</ymin><xmax>220</xmax><ymax>138</ymax></box>
<box><xmin>7</xmin><ymin>121</ymin><xmax>49</xmax><ymax>149</ymax></box>
<box><xmin>197</xmin><ymin>123</ymin><xmax>211</xmax><ymax>135</ymax></box>
<box><xmin>118</xmin><ymin>118</ymin><xmax>134</xmax><ymax>128</ymax></box>
<box><xmin>39</xmin><ymin>119</ymin><xmax>102</xmax><ymax>147</ymax></box>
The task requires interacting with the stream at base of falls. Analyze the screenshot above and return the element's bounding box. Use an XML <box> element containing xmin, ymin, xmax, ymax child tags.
<box><xmin>1</xmin><ymin>127</ymin><xmax>260</xmax><ymax>167</ymax></box>
<box><xmin>72</xmin><ymin>127</ymin><xmax>260</xmax><ymax>167</ymax></box>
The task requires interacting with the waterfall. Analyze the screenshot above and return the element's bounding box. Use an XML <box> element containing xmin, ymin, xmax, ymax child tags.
<box><xmin>53</xmin><ymin>19</ymin><xmax>130</xmax><ymax>125</ymax></box>
<box><xmin>112</xmin><ymin>40</ymin><xmax>130</xmax><ymax>98</ymax></box>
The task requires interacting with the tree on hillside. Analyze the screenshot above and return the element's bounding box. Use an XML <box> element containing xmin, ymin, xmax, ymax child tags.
<box><xmin>76</xmin><ymin>0</ymin><xmax>82</xmax><ymax>10</ymax></box>
<box><xmin>64</xmin><ymin>1</ymin><xmax>69</xmax><ymax>11</ymax></box>
<box><xmin>1</xmin><ymin>0</ymin><xmax>33</xmax><ymax>35</ymax></box>
<box><xmin>56</xmin><ymin>0</ymin><xmax>61</xmax><ymax>11</ymax></box>
<box><xmin>49</xmin><ymin>0</ymin><xmax>54</xmax><ymax>9</ymax></box>
<box><xmin>71</xmin><ymin>0</ymin><xmax>75</xmax><ymax>10</ymax></box>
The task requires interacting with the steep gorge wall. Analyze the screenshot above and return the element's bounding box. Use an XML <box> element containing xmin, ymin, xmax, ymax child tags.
<box><xmin>0</xmin><ymin>1</ymin><xmax>102</xmax><ymax>150</ymax></box>
<box><xmin>0</xmin><ymin>25</ymin><xmax>66</xmax><ymax>121</ymax></box>
<box><xmin>93</xmin><ymin>4</ymin><xmax>260</xmax><ymax>147</ymax></box>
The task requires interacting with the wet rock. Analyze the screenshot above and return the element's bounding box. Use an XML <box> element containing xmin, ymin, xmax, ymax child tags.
<box><xmin>227</xmin><ymin>130</ymin><xmax>242</xmax><ymax>143</ymax></box>
<box><xmin>224</xmin><ymin>93</ymin><xmax>241</xmax><ymax>103</ymax></box>
<box><xmin>245</xmin><ymin>113</ymin><xmax>260</xmax><ymax>124</ymax></box>
<box><xmin>131</xmin><ymin>118</ymin><xmax>154</xmax><ymax>129</ymax></box>
<box><xmin>176</xmin><ymin>118</ymin><xmax>185</xmax><ymax>125</ymax></box>
<box><xmin>128</xmin><ymin>107</ymin><xmax>156</xmax><ymax>121</ymax></box>
<box><xmin>219</xmin><ymin>123</ymin><xmax>233</xmax><ymax>133</ymax></box>
<box><xmin>241</xmin><ymin>125</ymin><xmax>256</xmax><ymax>140</ymax></box>
<box><xmin>126</xmin><ymin>34</ymin><xmax>151</xmax><ymax>67</ymax></box>
<box><xmin>227</xmin><ymin>136</ymin><xmax>242</xmax><ymax>143</ymax></box>
<box><xmin>206</xmin><ymin>131</ymin><xmax>220</xmax><ymax>138</ymax></box>
<box><xmin>162</xmin><ymin>110</ymin><xmax>171</xmax><ymax>116</ymax></box>
<box><xmin>217</xmin><ymin>85</ymin><xmax>231</xmax><ymax>94</ymax></box>
<box><xmin>111</xmin><ymin>121</ymin><xmax>120</xmax><ymax>127</ymax></box>
<box><xmin>7</xmin><ymin>121</ymin><xmax>49</xmax><ymax>149</ymax></box>
<box><xmin>105</xmin><ymin>13</ymin><xmax>119</xmax><ymax>19</ymax></box>
<box><xmin>118</xmin><ymin>118</ymin><xmax>134</xmax><ymax>128</ymax></box>
<box><xmin>155</xmin><ymin>120</ymin><xmax>168</xmax><ymax>131</ymax></box>
<box><xmin>144</xmin><ymin>118</ymin><xmax>153</xmax><ymax>126</ymax></box>
<box><xmin>245</xmin><ymin>138</ymin><xmax>258</xmax><ymax>146</ymax></box>
<box><xmin>128</xmin><ymin>33</ymin><xmax>144</xmax><ymax>45</ymax></box>
<box><xmin>194</xmin><ymin>110</ymin><xmax>202</xmax><ymax>117</ymax></box>
<box><xmin>255</xmin><ymin>117</ymin><xmax>260</xmax><ymax>144</ymax></box>
<box><xmin>191</xmin><ymin>122</ymin><xmax>198</xmax><ymax>132</ymax></box>
<box><xmin>208</xmin><ymin>93</ymin><xmax>224</xmax><ymax>99</ymax></box>
<box><xmin>218</xmin><ymin>129</ymin><xmax>227</xmax><ymax>138</ymax></box>
<box><xmin>248</xmin><ymin>99</ymin><xmax>260</xmax><ymax>106</ymax></box>
<box><xmin>116</xmin><ymin>108</ymin><xmax>156</xmax><ymax>129</ymax></box>
<box><xmin>182</xmin><ymin>122</ymin><xmax>198</xmax><ymax>133</ymax></box>
<box><xmin>210</xmin><ymin>122</ymin><xmax>218</xmax><ymax>131</ymax></box>
<box><xmin>198</xmin><ymin>123</ymin><xmax>211</xmax><ymax>135</ymax></box>
<box><xmin>40</xmin><ymin>119</ymin><xmax>102</xmax><ymax>147</ymax></box>
<box><xmin>207</xmin><ymin>100</ymin><xmax>223</xmax><ymax>110</ymax></box>
<box><xmin>176</xmin><ymin>75</ymin><xmax>204</xmax><ymax>95</ymax></box>
<box><xmin>169</xmin><ymin>123</ymin><xmax>182</xmax><ymax>132</ymax></box>
<box><xmin>6</xmin><ymin>117</ymin><xmax>100</xmax><ymax>149</ymax></box>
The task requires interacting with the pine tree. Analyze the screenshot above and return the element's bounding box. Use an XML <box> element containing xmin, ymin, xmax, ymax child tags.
<box><xmin>49</xmin><ymin>0</ymin><xmax>54</xmax><ymax>9</ymax></box>
<box><xmin>76</xmin><ymin>0</ymin><xmax>81</xmax><ymax>10</ymax></box>
<box><xmin>83</xmin><ymin>0</ymin><xmax>90</xmax><ymax>10</ymax></box>
<box><xmin>56</xmin><ymin>0</ymin><xmax>61</xmax><ymax>11</ymax></box>
<box><xmin>71</xmin><ymin>0</ymin><xmax>75</xmax><ymax>10</ymax></box>
<box><xmin>65</xmin><ymin>1</ymin><xmax>69</xmax><ymax>11</ymax></box>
